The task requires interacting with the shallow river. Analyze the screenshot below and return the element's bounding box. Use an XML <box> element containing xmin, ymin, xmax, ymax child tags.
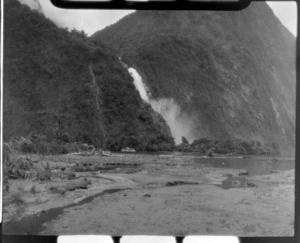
<box><xmin>194</xmin><ymin>156</ymin><xmax>294</xmax><ymax>175</ymax></box>
<box><xmin>119</xmin><ymin>152</ymin><xmax>295</xmax><ymax>176</ymax></box>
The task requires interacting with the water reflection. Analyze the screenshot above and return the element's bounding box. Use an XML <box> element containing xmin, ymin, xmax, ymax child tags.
<box><xmin>193</xmin><ymin>157</ymin><xmax>294</xmax><ymax>175</ymax></box>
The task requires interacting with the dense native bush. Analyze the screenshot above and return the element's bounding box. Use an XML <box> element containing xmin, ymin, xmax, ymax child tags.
<box><xmin>8</xmin><ymin>133</ymin><xmax>68</xmax><ymax>155</ymax></box>
<box><xmin>176</xmin><ymin>137</ymin><xmax>280</xmax><ymax>155</ymax></box>
<box><xmin>3</xmin><ymin>138</ymin><xmax>63</xmax><ymax>184</ymax></box>
<box><xmin>3</xmin><ymin>142</ymin><xmax>35</xmax><ymax>182</ymax></box>
<box><xmin>93</xmin><ymin>8</ymin><xmax>295</xmax><ymax>156</ymax></box>
<box><xmin>4</xmin><ymin>0</ymin><xmax>175</xmax><ymax>152</ymax></box>
<box><xmin>106</xmin><ymin>133</ymin><xmax>175</xmax><ymax>152</ymax></box>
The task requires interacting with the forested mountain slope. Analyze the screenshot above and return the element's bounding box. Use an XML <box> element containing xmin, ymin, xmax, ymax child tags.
<box><xmin>3</xmin><ymin>0</ymin><xmax>174</xmax><ymax>151</ymax></box>
<box><xmin>93</xmin><ymin>3</ymin><xmax>296</xmax><ymax>155</ymax></box>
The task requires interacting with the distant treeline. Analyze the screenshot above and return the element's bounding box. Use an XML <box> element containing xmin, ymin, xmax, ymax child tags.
<box><xmin>176</xmin><ymin>137</ymin><xmax>280</xmax><ymax>155</ymax></box>
<box><xmin>5</xmin><ymin>132</ymin><xmax>175</xmax><ymax>155</ymax></box>
<box><xmin>4</xmin><ymin>0</ymin><xmax>174</xmax><ymax>155</ymax></box>
<box><xmin>5</xmin><ymin>132</ymin><xmax>279</xmax><ymax>156</ymax></box>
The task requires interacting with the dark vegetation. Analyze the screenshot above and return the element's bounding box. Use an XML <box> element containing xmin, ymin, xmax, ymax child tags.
<box><xmin>3</xmin><ymin>139</ymin><xmax>53</xmax><ymax>192</ymax></box>
<box><xmin>4</xmin><ymin>1</ymin><xmax>295</xmax><ymax>157</ymax></box>
<box><xmin>176</xmin><ymin>136</ymin><xmax>280</xmax><ymax>155</ymax></box>
<box><xmin>4</xmin><ymin>0</ymin><xmax>174</xmax><ymax>152</ymax></box>
<box><xmin>94</xmin><ymin>6</ymin><xmax>296</xmax><ymax>156</ymax></box>
<box><xmin>2</xmin><ymin>135</ymin><xmax>92</xmax><ymax>192</ymax></box>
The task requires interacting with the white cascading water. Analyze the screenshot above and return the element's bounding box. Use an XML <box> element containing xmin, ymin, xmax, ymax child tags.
<box><xmin>128</xmin><ymin>68</ymin><xmax>150</xmax><ymax>103</ymax></box>
<box><xmin>89</xmin><ymin>64</ymin><xmax>106</xmax><ymax>143</ymax></box>
<box><xmin>127</xmin><ymin>67</ymin><xmax>195</xmax><ymax>144</ymax></box>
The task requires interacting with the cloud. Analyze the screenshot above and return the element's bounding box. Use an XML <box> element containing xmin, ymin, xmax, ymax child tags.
<box><xmin>18</xmin><ymin>0</ymin><xmax>43</xmax><ymax>12</ymax></box>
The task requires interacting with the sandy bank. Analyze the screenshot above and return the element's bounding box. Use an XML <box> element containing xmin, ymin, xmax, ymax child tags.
<box><xmin>2</xmin><ymin>153</ymin><xmax>294</xmax><ymax>236</ymax></box>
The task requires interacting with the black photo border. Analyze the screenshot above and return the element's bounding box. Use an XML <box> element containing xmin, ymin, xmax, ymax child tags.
<box><xmin>1</xmin><ymin>1</ymin><xmax>299</xmax><ymax>243</ymax></box>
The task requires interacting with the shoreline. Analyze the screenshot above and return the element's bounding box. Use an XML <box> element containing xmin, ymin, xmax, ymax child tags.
<box><xmin>2</xmin><ymin>153</ymin><xmax>295</xmax><ymax>236</ymax></box>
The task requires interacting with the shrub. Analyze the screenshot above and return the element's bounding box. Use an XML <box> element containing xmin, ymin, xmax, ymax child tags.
<box><xmin>36</xmin><ymin>161</ymin><xmax>51</xmax><ymax>181</ymax></box>
<box><xmin>8</xmin><ymin>134</ymin><xmax>72</xmax><ymax>155</ymax></box>
<box><xmin>175</xmin><ymin>137</ymin><xmax>280</xmax><ymax>155</ymax></box>
<box><xmin>3</xmin><ymin>140</ymin><xmax>57</xmax><ymax>181</ymax></box>
<box><xmin>4</xmin><ymin>151</ymin><xmax>34</xmax><ymax>179</ymax></box>
<box><xmin>181</xmin><ymin>136</ymin><xmax>189</xmax><ymax>144</ymax></box>
<box><xmin>48</xmin><ymin>142</ymin><xmax>68</xmax><ymax>154</ymax></box>
<box><xmin>9</xmin><ymin>135</ymin><xmax>43</xmax><ymax>154</ymax></box>
<box><xmin>9</xmin><ymin>137</ymin><xmax>34</xmax><ymax>153</ymax></box>
<box><xmin>64</xmin><ymin>142</ymin><xmax>81</xmax><ymax>153</ymax></box>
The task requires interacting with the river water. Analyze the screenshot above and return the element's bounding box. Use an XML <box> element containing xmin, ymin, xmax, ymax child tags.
<box><xmin>118</xmin><ymin>152</ymin><xmax>295</xmax><ymax>176</ymax></box>
<box><xmin>195</xmin><ymin>156</ymin><xmax>294</xmax><ymax>175</ymax></box>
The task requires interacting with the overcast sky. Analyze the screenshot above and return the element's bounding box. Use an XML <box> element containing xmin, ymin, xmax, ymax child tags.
<box><xmin>19</xmin><ymin>0</ymin><xmax>297</xmax><ymax>36</ymax></box>
<box><xmin>267</xmin><ymin>1</ymin><xmax>297</xmax><ymax>36</ymax></box>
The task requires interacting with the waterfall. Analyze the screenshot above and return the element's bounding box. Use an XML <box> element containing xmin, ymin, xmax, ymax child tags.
<box><xmin>125</xmin><ymin>65</ymin><xmax>195</xmax><ymax>144</ymax></box>
<box><xmin>89</xmin><ymin>64</ymin><xmax>107</xmax><ymax>147</ymax></box>
<box><xmin>128</xmin><ymin>68</ymin><xmax>150</xmax><ymax>103</ymax></box>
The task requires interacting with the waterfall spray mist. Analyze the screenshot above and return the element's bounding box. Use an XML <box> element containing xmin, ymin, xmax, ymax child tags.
<box><xmin>126</xmin><ymin>66</ymin><xmax>196</xmax><ymax>144</ymax></box>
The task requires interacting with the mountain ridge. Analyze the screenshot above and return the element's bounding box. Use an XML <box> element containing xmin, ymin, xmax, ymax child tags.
<box><xmin>92</xmin><ymin>3</ymin><xmax>296</xmax><ymax>155</ymax></box>
<box><xmin>4</xmin><ymin>0</ymin><xmax>175</xmax><ymax>151</ymax></box>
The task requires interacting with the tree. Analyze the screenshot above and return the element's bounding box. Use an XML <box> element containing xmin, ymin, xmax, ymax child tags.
<box><xmin>272</xmin><ymin>142</ymin><xmax>280</xmax><ymax>155</ymax></box>
<box><xmin>181</xmin><ymin>136</ymin><xmax>189</xmax><ymax>145</ymax></box>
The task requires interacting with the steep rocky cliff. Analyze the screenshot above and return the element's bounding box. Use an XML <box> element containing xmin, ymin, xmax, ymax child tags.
<box><xmin>92</xmin><ymin>3</ymin><xmax>296</xmax><ymax>155</ymax></box>
<box><xmin>3</xmin><ymin>0</ymin><xmax>174</xmax><ymax>151</ymax></box>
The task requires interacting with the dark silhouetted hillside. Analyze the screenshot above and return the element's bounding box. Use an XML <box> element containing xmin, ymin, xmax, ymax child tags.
<box><xmin>3</xmin><ymin>0</ymin><xmax>174</xmax><ymax>151</ymax></box>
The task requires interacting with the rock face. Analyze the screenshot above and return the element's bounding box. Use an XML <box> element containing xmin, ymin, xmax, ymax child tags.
<box><xmin>3</xmin><ymin>0</ymin><xmax>174</xmax><ymax>151</ymax></box>
<box><xmin>92</xmin><ymin>3</ymin><xmax>296</xmax><ymax>155</ymax></box>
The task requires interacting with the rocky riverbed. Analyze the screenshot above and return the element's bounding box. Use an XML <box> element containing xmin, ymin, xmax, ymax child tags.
<box><xmin>2</xmin><ymin>153</ymin><xmax>294</xmax><ymax>236</ymax></box>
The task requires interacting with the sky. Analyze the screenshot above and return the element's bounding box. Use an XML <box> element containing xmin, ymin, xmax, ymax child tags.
<box><xmin>19</xmin><ymin>0</ymin><xmax>297</xmax><ymax>36</ymax></box>
<box><xmin>268</xmin><ymin>1</ymin><xmax>297</xmax><ymax>36</ymax></box>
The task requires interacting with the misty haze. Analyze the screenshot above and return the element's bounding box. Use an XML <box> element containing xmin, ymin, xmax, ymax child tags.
<box><xmin>2</xmin><ymin>0</ymin><xmax>295</xmax><ymax>237</ymax></box>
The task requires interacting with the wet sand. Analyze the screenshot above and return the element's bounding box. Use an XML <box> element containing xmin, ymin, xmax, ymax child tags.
<box><xmin>2</xmin><ymin>153</ymin><xmax>294</xmax><ymax>236</ymax></box>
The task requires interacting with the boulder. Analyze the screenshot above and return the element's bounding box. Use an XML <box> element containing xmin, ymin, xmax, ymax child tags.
<box><xmin>238</xmin><ymin>170</ymin><xmax>249</xmax><ymax>176</ymax></box>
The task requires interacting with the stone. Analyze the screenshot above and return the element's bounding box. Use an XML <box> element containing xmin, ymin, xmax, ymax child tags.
<box><xmin>238</xmin><ymin>171</ymin><xmax>249</xmax><ymax>176</ymax></box>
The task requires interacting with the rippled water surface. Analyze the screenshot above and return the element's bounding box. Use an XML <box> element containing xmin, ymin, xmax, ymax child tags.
<box><xmin>122</xmin><ymin>152</ymin><xmax>295</xmax><ymax>176</ymax></box>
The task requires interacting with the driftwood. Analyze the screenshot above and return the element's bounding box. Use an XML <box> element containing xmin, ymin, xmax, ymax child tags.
<box><xmin>98</xmin><ymin>149</ymin><xmax>113</xmax><ymax>157</ymax></box>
